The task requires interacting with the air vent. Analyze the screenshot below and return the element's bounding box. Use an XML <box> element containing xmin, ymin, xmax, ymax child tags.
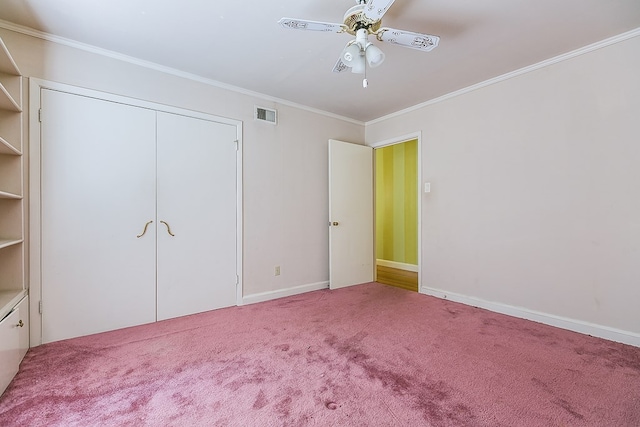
<box><xmin>255</xmin><ymin>106</ymin><xmax>277</xmax><ymax>124</ymax></box>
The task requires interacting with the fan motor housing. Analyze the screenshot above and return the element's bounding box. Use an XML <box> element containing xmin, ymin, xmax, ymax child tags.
<box><xmin>343</xmin><ymin>5</ymin><xmax>381</xmax><ymax>35</ymax></box>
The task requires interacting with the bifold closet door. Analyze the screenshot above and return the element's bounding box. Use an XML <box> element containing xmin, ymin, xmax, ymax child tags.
<box><xmin>41</xmin><ymin>90</ymin><xmax>157</xmax><ymax>343</ymax></box>
<box><xmin>156</xmin><ymin>112</ymin><xmax>237</xmax><ymax>321</ymax></box>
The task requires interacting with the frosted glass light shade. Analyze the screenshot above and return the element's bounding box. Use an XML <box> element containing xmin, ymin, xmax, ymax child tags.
<box><xmin>365</xmin><ymin>44</ymin><xmax>385</xmax><ymax>68</ymax></box>
<box><xmin>351</xmin><ymin>55</ymin><xmax>366</xmax><ymax>74</ymax></box>
<box><xmin>342</xmin><ymin>44</ymin><xmax>362</xmax><ymax>65</ymax></box>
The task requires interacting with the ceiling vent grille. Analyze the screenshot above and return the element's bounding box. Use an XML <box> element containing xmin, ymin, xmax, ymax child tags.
<box><xmin>255</xmin><ymin>106</ymin><xmax>277</xmax><ymax>124</ymax></box>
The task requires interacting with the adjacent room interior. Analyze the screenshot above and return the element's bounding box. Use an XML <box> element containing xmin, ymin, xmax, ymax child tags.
<box><xmin>0</xmin><ymin>0</ymin><xmax>639</xmax><ymax>425</ymax></box>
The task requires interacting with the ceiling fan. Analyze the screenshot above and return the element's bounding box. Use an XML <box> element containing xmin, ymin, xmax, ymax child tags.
<box><xmin>278</xmin><ymin>0</ymin><xmax>440</xmax><ymax>87</ymax></box>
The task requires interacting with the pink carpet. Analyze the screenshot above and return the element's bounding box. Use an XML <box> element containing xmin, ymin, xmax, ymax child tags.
<box><xmin>1</xmin><ymin>282</ymin><xmax>639</xmax><ymax>426</ymax></box>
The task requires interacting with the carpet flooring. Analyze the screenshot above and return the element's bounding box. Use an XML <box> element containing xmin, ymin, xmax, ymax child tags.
<box><xmin>0</xmin><ymin>282</ymin><xmax>639</xmax><ymax>426</ymax></box>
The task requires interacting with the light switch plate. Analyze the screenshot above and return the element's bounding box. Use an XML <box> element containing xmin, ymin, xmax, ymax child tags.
<box><xmin>424</xmin><ymin>182</ymin><xmax>431</xmax><ymax>193</ymax></box>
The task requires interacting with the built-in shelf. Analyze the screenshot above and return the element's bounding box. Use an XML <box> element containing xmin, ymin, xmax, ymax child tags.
<box><xmin>0</xmin><ymin>34</ymin><xmax>26</xmax><ymax>396</ymax></box>
<box><xmin>0</xmin><ymin>289</ymin><xmax>26</xmax><ymax>322</ymax></box>
<box><xmin>0</xmin><ymin>136</ymin><xmax>21</xmax><ymax>155</ymax></box>
<box><xmin>0</xmin><ymin>39</ymin><xmax>20</xmax><ymax>76</ymax></box>
<box><xmin>0</xmin><ymin>190</ymin><xmax>21</xmax><ymax>199</ymax></box>
<box><xmin>0</xmin><ymin>82</ymin><xmax>20</xmax><ymax>112</ymax></box>
<box><xmin>0</xmin><ymin>239</ymin><xmax>23</xmax><ymax>250</ymax></box>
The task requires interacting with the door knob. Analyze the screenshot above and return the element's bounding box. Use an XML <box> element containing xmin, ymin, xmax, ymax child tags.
<box><xmin>17</xmin><ymin>320</ymin><xmax>24</xmax><ymax>328</ymax></box>
<box><xmin>332</xmin><ymin>222</ymin><xmax>339</xmax><ymax>226</ymax></box>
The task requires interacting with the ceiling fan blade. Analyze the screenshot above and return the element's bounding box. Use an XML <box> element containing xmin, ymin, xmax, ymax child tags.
<box><xmin>278</xmin><ymin>17</ymin><xmax>347</xmax><ymax>33</ymax></box>
<box><xmin>375</xmin><ymin>28</ymin><xmax>440</xmax><ymax>51</ymax></box>
<box><xmin>362</xmin><ymin>0</ymin><xmax>396</xmax><ymax>22</ymax></box>
<box><xmin>332</xmin><ymin>57</ymin><xmax>349</xmax><ymax>73</ymax></box>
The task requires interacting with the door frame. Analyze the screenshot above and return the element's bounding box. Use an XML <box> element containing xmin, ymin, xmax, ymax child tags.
<box><xmin>28</xmin><ymin>78</ymin><xmax>244</xmax><ymax>346</ymax></box>
<box><xmin>368</xmin><ymin>131</ymin><xmax>422</xmax><ymax>292</ymax></box>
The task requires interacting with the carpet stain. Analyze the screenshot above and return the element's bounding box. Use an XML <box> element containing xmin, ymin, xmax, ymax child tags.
<box><xmin>252</xmin><ymin>390</ymin><xmax>268</xmax><ymax>410</ymax></box>
<box><xmin>324</xmin><ymin>331</ymin><xmax>370</xmax><ymax>363</ymax></box>
<box><xmin>275</xmin><ymin>344</ymin><xmax>290</xmax><ymax>352</ymax></box>
<box><xmin>575</xmin><ymin>343</ymin><xmax>640</xmax><ymax>372</ymax></box>
<box><xmin>324</xmin><ymin>333</ymin><xmax>478</xmax><ymax>425</ymax></box>
<box><xmin>325</xmin><ymin>401</ymin><xmax>338</xmax><ymax>410</ymax></box>
<box><xmin>275</xmin><ymin>395</ymin><xmax>293</xmax><ymax>417</ymax></box>
<box><xmin>445</xmin><ymin>307</ymin><xmax>460</xmax><ymax>318</ymax></box>
<box><xmin>531</xmin><ymin>376</ymin><xmax>587</xmax><ymax>421</ymax></box>
<box><xmin>414</xmin><ymin>386</ymin><xmax>476</xmax><ymax>426</ymax></box>
<box><xmin>551</xmin><ymin>398</ymin><xmax>585</xmax><ymax>419</ymax></box>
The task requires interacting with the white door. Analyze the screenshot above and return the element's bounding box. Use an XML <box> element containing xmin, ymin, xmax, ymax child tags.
<box><xmin>41</xmin><ymin>90</ymin><xmax>157</xmax><ymax>343</ymax></box>
<box><xmin>328</xmin><ymin>140</ymin><xmax>374</xmax><ymax>289</ymax></box>
<box><xmin>156</xmin><ymin>112</ymin><xmax>238</xmax><ymax>320</ymax></box>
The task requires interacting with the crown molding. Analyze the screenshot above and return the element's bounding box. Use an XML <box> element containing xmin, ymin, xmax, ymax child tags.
<box><xmin>366</xmin><ymin>27</ymin><xmax>640</xmax><ymax>126</ymax></box>
<box><xmin>0</xmin><ymin>19</ymin><xmax>364</xmax><ymax>126</ymax></box>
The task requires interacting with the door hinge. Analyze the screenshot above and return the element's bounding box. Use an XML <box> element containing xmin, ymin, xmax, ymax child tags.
<box><xmin>39</xmin><ymin>300</ymin><xmax>43</xmax><ymax>314</ymax></box>
<box><xmin>234</xmin><ymin>140</ymin><xmax>239</xmax><ymax>151</ymax></box>
<box><xmin>235</xmin><ymin>274</ymin><xmax>239</xmax><ymax>285</ymax></box>
<box><xmin>38</xmin><ymin>108</ymin><xmax>42</xmax><ymax>123</ymax></box>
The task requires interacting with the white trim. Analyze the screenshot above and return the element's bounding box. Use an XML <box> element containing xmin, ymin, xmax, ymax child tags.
<box><xmin>30</xmin><ymin>78</ymin><xmax>244</xmax><ymax>126</ymax></box>
<box><xmin>376</xmin><ymin>259</ymin><xmax>418</xmax><ymax>273</ymax></box>
<box><xmin>366</xmin><ymin>27</ymin><xmax>640</xmax><ymax>126</ymax></box>
<box><xmin>0</xmin><ymin>19</ymin><xmax>363</xmax><ymax>126</ymax></box>
<box><xmin>241</xmin><ymin>281</ymin><xmax>329</xmax><ymax>306</ymax></box>
<box><xmin>421</xmin><ymin>286</ymin><xmax>640</xmax><ymax>348</ymax></box>
<box><xmin>28</xmin><ymin>77</ymin><xmax>42</xmax><ymax>347</ymax></box>
<box><xmin>235</xmin><ymin>119</ymin><xmax>244</xmax><ymax>308</ymax></box>
<box><xmin>368</xmin><ymin>131</ymin><xmax>421</xmax><ymax>149</ymax></box>
<box><xmin>28</xmin><ymin>78</ymin><xmax>244</xmax><ymax>346</ymax></box>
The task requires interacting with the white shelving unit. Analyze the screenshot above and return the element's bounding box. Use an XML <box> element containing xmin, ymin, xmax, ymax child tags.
<box><xmin>0</xmin><ymin>35</ymin><xmax>28</xmax><ymax>396</ymax></box>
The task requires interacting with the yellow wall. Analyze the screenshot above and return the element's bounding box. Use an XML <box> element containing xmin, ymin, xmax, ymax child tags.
<box><xmin>375</xmin><ymin>139</ymin><xmax>417</xmax><ymax>265</ymax></box>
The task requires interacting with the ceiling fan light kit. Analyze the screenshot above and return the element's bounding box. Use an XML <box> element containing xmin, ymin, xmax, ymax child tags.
<box><xmin>278</xmin><ymin>0</ymin><xmax>440</xmax><ymax>87</ymax></box>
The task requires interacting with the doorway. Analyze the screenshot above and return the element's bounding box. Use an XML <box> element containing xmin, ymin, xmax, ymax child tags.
<box><xmin>374</xmin><ymin>139</ymin><xmax>419</xmax><ymax>292</ymax></box>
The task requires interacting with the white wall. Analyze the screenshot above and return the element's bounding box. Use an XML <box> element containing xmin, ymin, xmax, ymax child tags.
<box><xmin>0</xmin><ymin>27</ymin><xmax>364</xmax><ymax>300</ymax></box>
<box><xmin>366</xmin><ymin>35</ymin><xmax>640</xmax><ymax>341</ymax></box>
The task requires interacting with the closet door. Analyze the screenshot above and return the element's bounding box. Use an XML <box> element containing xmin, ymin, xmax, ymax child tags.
<box><xmin>41</xmin><ymin>90</ymin><xmax>157</xmax><ymax>343</ymax></box>
<box><xmin>156</xmin><ymin>112</ymin><xmax>237</xmax><ymax>320</ymax></box>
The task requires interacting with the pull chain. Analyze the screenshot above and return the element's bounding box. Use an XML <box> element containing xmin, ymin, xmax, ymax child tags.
<box><xmin>363</xmin><ymin>52</ymin><xmax>368</xmax><ymax>88</ymax></box>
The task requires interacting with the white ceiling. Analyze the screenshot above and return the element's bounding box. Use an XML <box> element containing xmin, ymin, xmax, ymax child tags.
<box><xmin>1</xmin><ymin>0</ymin><xmax>639</xmax><ymax>122</ymax></box>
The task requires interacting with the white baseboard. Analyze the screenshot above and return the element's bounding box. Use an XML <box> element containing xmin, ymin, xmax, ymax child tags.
<box><xmin>376</xmin><ymin>259</ymin><xmax>418</xmax><ymax>272</ymax></box>
<box><xmin>242</xmin><ymin>281</ymin><xmax>329</xmax><ymax>306</ymax></box>
<box><xmin>420</xmin><ymin>286</ymin><xmax>640</xmax><ymax>348</ymax></box>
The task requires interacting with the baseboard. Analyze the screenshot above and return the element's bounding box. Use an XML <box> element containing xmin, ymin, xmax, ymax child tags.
<box><xmin>420</xmin><ymin>286</ymin><xmax>640</xmax><ymax>348</ymax></box>
<box><xmin>242</xmin><ymin>281</ymin><xmax>329</xmax><ymax>306</ymax></box>
<box><xmin>376</xmin><ymin>259</ymin><xmax>418</xmax><ymax>273</ymax></box>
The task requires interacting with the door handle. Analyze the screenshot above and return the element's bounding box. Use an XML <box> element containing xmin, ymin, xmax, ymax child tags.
<box><xmin>160</xmin><ymin>220</ymin><xmax>175</xmax><ymax>236</ymax></box>
<box><xmin>136</xmin><ymin>220</ymin><xmax>153</xmax><ymax>238</ymax></box>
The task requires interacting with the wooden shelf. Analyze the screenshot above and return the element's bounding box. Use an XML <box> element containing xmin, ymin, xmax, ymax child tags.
<box><xmin>0</xmin><ymin>37</ymin><xmax>22</xmax><ymax>112</ymax></box>
<box><xmin>0</xmin><ymin>81</ymin><xmax>21</xmax><ymax>112</ymax></box>
<box><xmin>0</xmin><ymin>190</ymin><xmax>21</xmax><ymax>199</ymax></box>
<box><xmin>0</xmin><ymin>289</ymin><xmax>26</xmax><ymax>322</ymax></box>
<box><xmin>0</xmin><ymin>38</ymin><xmax>20</xmax><ymax>76</ymax></box>
<box><xmin>0</xmin><ymin>239</ymin><xmax>23</xmax><ymax>250</ymax></box>
<box><xmin>0</xmin><ymin>136</ymin><xmax>21</xmax><ymax>155</ymax></box>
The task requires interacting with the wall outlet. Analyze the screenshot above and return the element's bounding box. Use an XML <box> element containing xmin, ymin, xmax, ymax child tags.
<box><xmin>275</xmin><ymin>266</ymin><xmax>281</xmax><ymax>276</ymax></box>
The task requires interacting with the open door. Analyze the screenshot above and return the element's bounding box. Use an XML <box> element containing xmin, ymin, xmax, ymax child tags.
<box><xmin>328</xmin><ymin>140</ymin><xmax>374</xmax><ymax>289</ymax></box>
